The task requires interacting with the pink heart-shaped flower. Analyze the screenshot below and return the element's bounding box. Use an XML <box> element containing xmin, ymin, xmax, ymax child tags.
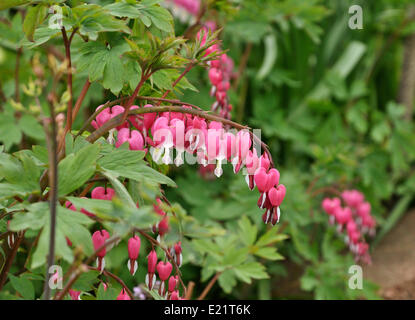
<box><xmin>91</xmin><ymin>187</ymin><xmax>115</xmax><ymax>201</ymax></box>
<box><xmin>115</xmin><ymin>128</ymin><xmax>144</xmax><ymax>151</ymax></box>
<box><xmin>156</xmin><ymin>261</ymin><xmax>173</xmax><ymax>281</ymax></box>
<box><xmin>268</xmin><ymin>184</ymin><xmax>286</xmax><ymax>207</ymax></box>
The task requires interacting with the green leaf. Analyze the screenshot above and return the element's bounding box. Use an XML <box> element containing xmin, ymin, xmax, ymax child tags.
<box><xmin>72</xmin><ymin>270</ymin><xmax>100</xmax><ymax>292</ymax></box>
<box><xmin>66</xmin><ymin>196</ymin><xmax>113</xmax><ymax>218</ymax></box>
<box><xmin>102</xmin><ymin>51</ymin><xmax>125</xmax><ymax>95</ymax></box>
<box><xmin>253</xmin><ymin>247</ymin><xmax>284</xmax><ymax>261</ymax></box>
<box><xmin>233</xmin><ymin>262</ymin><xmax>269</xmax><ymax>283</ymax></box>
<box><xmin>98</xmin><ymin>149</ymin><xmax>145</xmax><ymax>169</ymax></box>
<box><xmin>238</xmin><ymin>216</ymin><xmax>257</xmax><ymax>246</ymax></box>
<box><xmin>218</xmin><ymin>269</ymin><xmax>237</xmax><ymax>294</ymax></box>
<box><xmin>101</xmin><ymin>170</ymin><xmax>136</xmax><ymax>208</ymax></box>
<box><xmin>256</xmin><ymin>228</ymin><xmax>288</xmax><ymax>247</ymax></box>
<box><xmin>100</xmin><ymin>162</ymin><xmax>176</xmax><ymax>187</ymax></box>
<box><xmin>77</xmin><ymin>42</ymin><xmax>130</xmax><ymax>95</ymax></box>
<box><xmin>141</xmin><ymin>5</ymin><xmax>174</xmax><ymax>33</ymax></box>
<box><xmin>96</xmin><ymin>283</ymin><xmax>119</xmax><ymax>300</ymax></box>
<box><xmin>0</xmin><ymin>152</ymin><xmax>40</xmax><ymax>199</ymax></box>
<box><xmin>10</xmin><ymin>202</ymin><xmax>93</xmax><ymax>269</ymax></box>
<box><xmin>18</xmin><ymin>115</ymin><xmax>45</xmax><ymax>140</ymax></box>
<box><xmin>9</xmin><ymin>275</ymin><xmax>35</xmax><ymax>300</ymax></box>
<box><xmin>0</xmin><ymin>114</ymin><xmax>22</xmax><ymax>150</ymax></box>
<box><xmin>72</xmin><ymin>4</ymin><xmax>130</xmax><ymax>41</ymax></box>
<box><xmin>0</xmin><ymin>0</ymin><xmax>30</xmax><ymax>11</ymax></box>
<box><xmin>23</xmin><ymin>5</ymin><xmax>46</xmax><ymax>42</ymax></box>
<box><xmin>58</xmin><ymin>144</ymin><xmax>100</xmax><ymax>196</ymax></box>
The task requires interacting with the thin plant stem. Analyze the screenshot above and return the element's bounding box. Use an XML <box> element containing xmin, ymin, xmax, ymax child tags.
<box><xmin>197</xmin><ymin>272</ymin><xmax>221</xmax><ymax>300</ymax></box>
<box><xmin>42</xmin><ymin>104</ymin><xmax>59</xmax><ymax>300</ymax></box>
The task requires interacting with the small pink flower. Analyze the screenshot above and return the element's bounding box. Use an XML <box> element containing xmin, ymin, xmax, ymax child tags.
<box><xmin>157</xmin><ymin>261</ymin><xmax>173</xmax><ymax>282</ymax></box>
<box><xmin>116</xmin><ymin>288</ymin><xmax>131</xmax><ymax>300</ymax></box>
<box><xmin>335</xmin><ymin>207</ymin><xmax>352</xmax><ymax>226</ymax></box>
<box><xmin>321</xmin><ymin>197</ymin><xmax>341</xmax><ymax>216</ymax></box>
<box><xmin>115</xmin><ymin>128</ymin><xmax>144</xmax><ymax>151</ymax></box>
<box><xmin>268</xmin><ymin>184</ymin><xmax>286</xmax><ymax>207</ymax></box>
<box><xmin>92</xmin><ymin>105</ymin><xmax>127</xmax><ymax>130</ymax></box>
<box><xmin>157</xmin><ymin>261</ymin><xmax>173</xmax><ymax>296</ymax></box>
<box><xmin>146</xmin><ymin>250</ymin><xmax>158</xmax><ymax>290</ymax></box>
<box><xmin>127</xmin><ymin>236</ymin><xmax>141</xmax><ymax>276</ymax></box>
<box><xmin>92</xmin><ymin>230</ymin><xmax>110</xmax><ymax>272</ymax></box>
<box><xmin>69</xmin><ymin>289</ymin><xmax>81</xmax><ymax>300</ymax></box>
<box><xmin>254</xmin><ymin>167</ymin><xmax>268</xmax><ymax>193</ymax></box>
<box><xmin>91</xmin><ymin>187</ymin><xmax>115</xmax><ymax>201</ymax></box>
<box><xmin>170</xmin><ymin>290</ymin><xmax>180</xmax><ymax>300</ymax></box>
<box><xmin>168</xmin><ymin>275</ymin><xmax>178</xmax><ymax>293</ymax></box>
<box><xmin>356</xmin><ymin>201</ymin><xmax>371</xmax><ymax>217</ymax></box>
<box><xmin>341</xmin><ymin>190</ymin><xmax>364</xmax><ymax>208</ymax></box>
<box><xmin>173</xmin><ymin>242</ymin><xmax>182</xmax><ymax>267</ymax></box>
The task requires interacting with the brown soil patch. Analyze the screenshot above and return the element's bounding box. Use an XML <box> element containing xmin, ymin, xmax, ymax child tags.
<box><xmin>364</xmin><ymin>209</ymin><xmax>415</xmax><ymax>299</ymax></box>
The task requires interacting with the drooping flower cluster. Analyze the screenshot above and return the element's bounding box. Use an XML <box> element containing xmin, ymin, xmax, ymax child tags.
<box><xmin>90</xmin><ymin>102</ymin><xmax>286</xmax><ymax>227</ymax></box>
<box><xmin>197</xmin><ymin>25</ymin><xmax>235</xmax><ymax>120</ymax></box>
<box><xmin>322</xmin><ymin>190</ymin><xmax>376</xmax><ymax>264</ymax></box>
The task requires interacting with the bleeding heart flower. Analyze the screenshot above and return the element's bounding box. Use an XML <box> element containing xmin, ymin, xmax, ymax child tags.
<box><xmin>92</xmin><ymin>105</ymin><xmax>127</xmax><ymax>130</ymax></box>
<box><xmin>116</xmin><ymin>128</ymin><xmax>144</xmax><ymax>151</ymax></box>
<box><xmin>335</xmin><ymin>207</ymin><xmax>352</xmax><ymax>225</ymax></box>
<box><xmin>265</xmin><ymin>168</ymin><xmax>280</xmax><ymax>190</ymax></box>
<box><xmin>357</xmin><ymin>202</ymin><xmax>371</xmax><ymax>217</ymax></box>
<box><xmin>91</xmin><ymin>187</ymin><xmax>115</xmax><ymax>201</ymax></box>
<box><xmin>170</xmin><ymin>291</ymin><xmax>180</xmax><ymax>300</ymax></box>
<box><xmin>209</xmin><ymin>68</ymin><xmax>223</xmax><ymax>86</ymax></box>
<box><xmin>116</xmin><ymin>288</ymin><xmax>131</xmax><ymax>300</ymax></box>
<box><xmin>268</xmin><ymin>184</ymin><xmax>286</xmax><ymax>207</ymax></box>
<box><xmin>69</xmin><ymin>289</ymin><xmax>81</xmax><ymax>300</ymax></box>
<box><xmin>127</xmin><ymin>235</ymin><xmax>141</xmax><ymax>276</ymax></box>
<box><xmin>259</xmin><ymin>153</ymin><xmax>270</xmax><ymax>171</ymax></box>
<box><xmin>322</xmin><ymin>197</ymin><xmax>341</xmax><ymax>216</ymax></box>
<box><xmin>146</xmin><ymin>250</ymin><xmax>158</xmax><ymax>290</ymax></box>
<box><xmin>254</xmin><ymin>167</ymin><xmax>268</xmax><ymax>193</ymax></box>
<box><xmin>173</xmin><ymin>242</ymin><xmax>183</xmax><ymax>267</ymax></box>
<box><xmin>168</xmin><ymin>275</ymin><xmax>178</xmax><ymax>293</ymax></box>
<box><xmin>157</xmin><ymin>261</ymin><xmax>173</xmax><ymax>281</ymax></box>
<box><xmin>157</xmin><ymin>261</ymin><xmax>173</xmax><ymax>297</ymax></box>
<box><xmin>341</xmin><ymin>190</ymin><xmax>364</xmax><ymax>208</ymax></box>
<box><xmin>92</xmin><ymin>230</ymin><xmax>110</xmax><ymax>272</ymax></box>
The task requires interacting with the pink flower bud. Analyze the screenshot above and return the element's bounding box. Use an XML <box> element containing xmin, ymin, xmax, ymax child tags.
<box><xmin>127</xmin><ymin>236</ymin><xmax>141</xmax><ymax>276</ymax></box>
<box><xmin>147</xmin><ymin>250</ymin><xmax>158</xmax><ymax>274</ymax></box>
<box><xmin>128</xmin><ymin>236</ymin><xmax>141</xmax><ymax>260</ymax></box>
<box><xmin>168</xmin><ymin>276</ymin><xmax>178</xmax><ymax>293</ymax></box>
